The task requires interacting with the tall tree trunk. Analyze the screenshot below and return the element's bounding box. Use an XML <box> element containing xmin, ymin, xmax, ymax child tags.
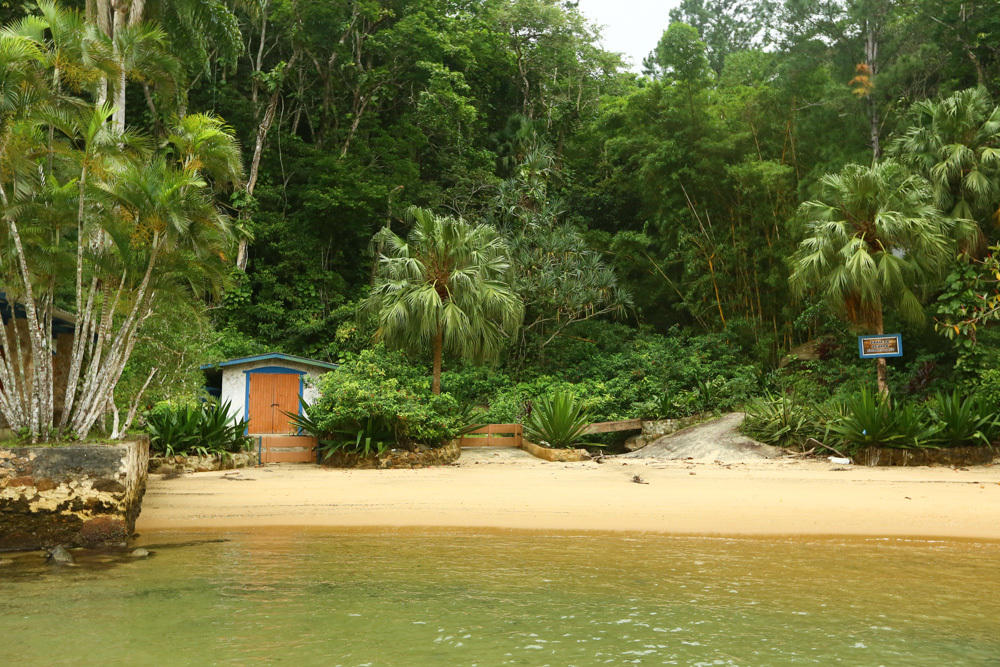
<box><xmin>0</xmin><ymin>173</ymin><xmax>52</xmax><ymax>438</ymax></box>
<box><xmin>708</xmin><ymin>256</ymin><xmax>726</xmax><ymax>329</ymax></box>
<box><xmin>251</xmin><ymin>0</ymin><xmax>270</xmax><ymax>105</ymax></box>
<box><xmin>432</xmin><ymin>324</ymin><xmax>443</xmax><ymax>395</ymax></box>
<box><xmin>876</xmin><ymin>357</ymin><xmax>888</xmax><ymax>396</ymax></box>
<box><xmin>70</xmin><ymin>241</ymin><xmax>161</xmax><ymax>438</ymax></box>
<box><xmin>114</xmin><ymin>366</ymin><xmax>157</xmax><ymax>438</ymax></box>
<box><xmin>873</xmin><ymin>307</ymin><xmax>888</xmax><ymax>396</ymax></box>
<box><xmin>111</xmin><ymin>1</ymin><xmax>127</xmax><ymax>133</ymax></box>
<box><xmin>865</xmin><ymin>17</ymin><xmax>881</xmax><ymax>160</ymax></box>
<box><xmin>237</xmin><ymin>49</ymin><xmax>301</xmax><ymax>270</ymax></box>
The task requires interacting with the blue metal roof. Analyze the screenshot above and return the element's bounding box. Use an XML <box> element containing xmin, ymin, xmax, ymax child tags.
<box><xmin>200</xmin><ymin>353</ymin><xmax>339</xmax><ymax>371</ymax></box>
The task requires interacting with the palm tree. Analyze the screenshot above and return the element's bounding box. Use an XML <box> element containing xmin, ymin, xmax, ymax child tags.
<box><xmin>108</xmin><ymin>21</ymin><xmax>180</xmax><ymax>131</ymax></box>
<box><xmin>30</xmin><ymin>1</ymin><xmax>117</xmax><ymax>97</ymax></box>
<box><xmin>0</xmin><ymin>30</ymin><xmax>56</xmax><ymax>436</ymax></box>
<box><xmin>365</xmin><ymin>207</ymin><xmax>523</xmax><ymax>395</ymax></box>
<box><xmin>790</xmin><ymin>160</ymin><xmax>977</xmax><ymax>394</ymax></box>
<box><xmin>891</xmin><ymin>86</ymin><xmax>1000</xmax><ymax>229</ymax></box>
<box><xmin>167</xmin><ymin>112</ymin><xmax>244</xmax><ymax>187</ymax></box>
<box><xmin>143</xmin><ymin>0</ymin><xmax>245</xmax><ymax>74</ymax></box>
<box><xmin>65</xmin><ymin>152</ymin><xmax>236</xmax><ymax>438</ymax></box>
<box><xmin>86</xmin><ymin>0</ymin><xmax>243</xmax><ymax>127</ymax></box>
<box><xmin>0</xmin><ymin>6</ymin><xmax>243</xmax><ymax>441</ymax></box>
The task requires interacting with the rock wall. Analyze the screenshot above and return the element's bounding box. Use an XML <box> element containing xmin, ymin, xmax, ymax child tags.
<box><xmin>149</xmin><ymin>451</ymin><xmax>257</xmax><ymax>474</ymax></box>
<box><xmin>322</xmin><ymin>442</ymin><xmax>461</xmax><ymax>469</ymax></box>
<box><xmin>855</xmin><ymin>445</ymin><xmax>996</xmax><ymax>467</ymax></box>
<box><xmin>624</xmin><ymin>414</ymin><xmax>712</xmax><ymax>452</ymax></box>
<box><xmin>0</xmin><ymin>438</ymin><xmax>149</xmax><ymax>551</ymax></box>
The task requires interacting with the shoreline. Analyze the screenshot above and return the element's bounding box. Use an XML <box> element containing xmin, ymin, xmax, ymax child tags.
<box><xmin>134</xmin><ymin>452</ymin><xmax>1000</xmax><ymax>540</ymax></box>
<box><xmin>134</xmin><ymin>524</ymin><xmax>1000</xmax><ymax>546</ymax></box>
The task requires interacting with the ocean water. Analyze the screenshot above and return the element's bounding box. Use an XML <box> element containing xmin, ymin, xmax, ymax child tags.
<box><xmin>1</xmin><ymin>529</ymin><xmax>998</xmax><ymax>665</ymax></box>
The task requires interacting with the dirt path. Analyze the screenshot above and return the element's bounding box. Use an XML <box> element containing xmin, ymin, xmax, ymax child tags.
<box><xmin>135</xmin><ymin>454</ymin><xmax>1000</xmax><ymax>540</ymax></box>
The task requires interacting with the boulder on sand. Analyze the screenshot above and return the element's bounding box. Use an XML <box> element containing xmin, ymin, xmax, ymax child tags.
<box><xmin>618</xmin><ymin>413</ymin><xmax>781</xmax><ymax>462</ymax></box>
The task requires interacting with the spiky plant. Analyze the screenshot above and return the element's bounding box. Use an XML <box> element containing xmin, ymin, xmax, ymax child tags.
<box><xmin>524</xmin><ymin>391</ymin><xmax>591</xmax><ymax>449</ymax></box>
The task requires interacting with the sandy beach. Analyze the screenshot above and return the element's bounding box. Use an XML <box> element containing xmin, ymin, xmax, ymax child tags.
<box><xmin>134</xmin><ymin>448</ymin><xmax>1000</xmax><ymax>539</ymax></box>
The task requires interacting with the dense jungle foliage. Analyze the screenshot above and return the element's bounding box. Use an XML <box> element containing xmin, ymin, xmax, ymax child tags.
<box><xmin>8</xmin><ymin>0</ymin><xmax>1000</xmax><ymax>448</ymax></box>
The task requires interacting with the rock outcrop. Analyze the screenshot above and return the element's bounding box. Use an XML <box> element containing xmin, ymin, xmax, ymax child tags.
<box><xmin>619</xmin><ymin>413</ymin><xmax>781</xmax><ymax>462</ymax></box>
<box><xmin>623</xmin><ymin>414</ymin><xmax>713</xmax><ymax>452</ymax></box>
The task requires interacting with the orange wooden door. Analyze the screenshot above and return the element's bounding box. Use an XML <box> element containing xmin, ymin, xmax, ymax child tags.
<box><xmin>271</xmin><ymin>374</ymin><xmax>301</xmax><ymax>434</ymax></box>
<box><xmin>248</xmin><ymin>373</ymin><xmax>302</xmax><ymax>434</ymax></box>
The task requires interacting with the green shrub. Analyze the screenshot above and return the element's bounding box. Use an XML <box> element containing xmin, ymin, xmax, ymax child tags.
<box><xmin>482</xmin><ymin>376</ymin><xmax>576</xmax><ymax>424</ymax></box>
<box><xmin>304</xmin><ymin>348</ymin><xmax>478</xmax><ymax>452</ymax></box>
<box><xmin>777</xmin><ymin>357</ymin><xmax>876</xmax><ymax>405</ymax></box>
<box><xmin>439</xmin><ymin>365</ymin><xmax>514</xmax><ymax>404</ymax></box>
<box><xmin>635</xmin><ymin>393</ymin><xmax>676</xmax><ymax>420</ymax></box>
<box><xmin>976</xmin><ymin>367</ymin><xmax>1000</xmax><ymax>410</ymax></box>
<box><xmin>147</xmin><ymin>400</ymin><xmax>252</xmax><ymax>458</ymax></box>
<box><xmin>748</xmin><ymin>386</ymin><xmax>999</xmax><ymax>454</ymax></box>
<box><xmin>523</xmin><ymin>391</ymin><xmax>592</xmax><ymax>448</ymax></box>
<box><xmin>285</xmin><ymin>402</ymin><xmax>395</xmax><ymax>459</ymax></box>
<box><xmin>537</xmin><ymin>323</ymin><xmax>761</xmax><ymax>419</ymax></box>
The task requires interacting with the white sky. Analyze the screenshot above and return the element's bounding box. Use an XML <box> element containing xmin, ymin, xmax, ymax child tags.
<box><xmin>577</xmin><ymin>0</ymin><xmax>682</xmax><ymax>71</ymax></box>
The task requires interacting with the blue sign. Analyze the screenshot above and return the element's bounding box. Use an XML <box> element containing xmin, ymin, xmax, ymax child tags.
<box><xmin>858</xmin><ymin>334</ymin><xmax>903</xmax><ymax>359</ymax></box>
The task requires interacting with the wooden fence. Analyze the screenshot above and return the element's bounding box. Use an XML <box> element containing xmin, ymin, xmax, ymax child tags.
<box><xmin>456</xmin><ymin>423</ymin><xmax>522</xmax><ymax>448</ymax></box>
<box><xmin>457</xmin><ymin>420</ymin><xmax>642</xmax><ymax>448</ymax></box>
<box><xmin>257</xmin><ymin>434</ymin><xmax>318</xmax><ymax>463</ymax></box>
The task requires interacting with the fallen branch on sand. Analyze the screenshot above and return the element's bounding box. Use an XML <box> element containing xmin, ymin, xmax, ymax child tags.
<box><xmin>805</xmin><ymin>438</ymin><xmax>852</xmax><ymax>462</ymax></box>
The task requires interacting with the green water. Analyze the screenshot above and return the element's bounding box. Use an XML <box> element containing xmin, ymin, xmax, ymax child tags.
<box><xmin>1</xmin><ymin>529</ymin><xmax>999</xmax><ymax>665</ymax></box>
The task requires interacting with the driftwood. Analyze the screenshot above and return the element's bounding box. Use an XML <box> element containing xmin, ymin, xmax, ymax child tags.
<box><xmin>805</xmin><ymin>437</ymin><xmax>852</xmax><ymax>462</ymax></box>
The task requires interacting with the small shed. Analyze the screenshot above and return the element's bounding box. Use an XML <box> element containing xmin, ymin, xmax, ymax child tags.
<box><xmin>203</xmin><ymin>353</ymin><xmax>337</xmax><ymax>463</ymax></box>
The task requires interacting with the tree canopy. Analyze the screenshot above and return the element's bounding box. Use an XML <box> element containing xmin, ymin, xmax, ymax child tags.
<box><xmin>3</xmin><ymin>0</ymin><xmax>1000</xmax><ymax>438</ymax></box>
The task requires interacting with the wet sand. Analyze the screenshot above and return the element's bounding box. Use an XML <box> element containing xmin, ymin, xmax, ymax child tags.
<box><xmin>135</xmin><ymin>449</ymin><xmax>1000</xmax><ymax>539</ymax></box>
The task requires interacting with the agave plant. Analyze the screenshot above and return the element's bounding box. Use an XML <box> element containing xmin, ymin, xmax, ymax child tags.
<box><xmin>826</xmin><ymin>389</ymin><xmax>939</xmax><ymax>452</ymax></box>
<box><xmin>740</xmin><ymin>391</ymin><xmax>820</xmax><ymax>449</ymax></box>
<box><xmin>318</xmin><ymin>417</ymin><xmax>396</xmax><ymax>460</ymax></box>
<box><xmin>147</xmin><ymin>401</ymin><xmax>251</xmax><ymax>457</ymax></box>
<box><xmin>452</xmin><ymin>400</ymin><xmax>487</xmax><ymax>438</ymax></box>
<box><xmin>524</xmin><ymin>391</ymin><xmax>592</xmax><ymax>449</ymax></box>
<box><xmin>891</xmin><ymin>402</ymin><xmax>942</xmax><ymax>449</ymax></box>
<box><xmin>926</xmin><ymin>390</ymin><xmax>997</xmax><ymax>447</ymax></box>
<box><xmin>650</xmin><ymin>392</ymin><xmax>673</xmax><ymax>419</ymax></box>
<box><xmin>147</xmin><ymin>405</ymin><xmax>199</xmax><ymax>456</ymax></box>
<box><xmin>284</xmin><ymin>400</ymin><xmax>323</xmax><ymax>438</ymax></box>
